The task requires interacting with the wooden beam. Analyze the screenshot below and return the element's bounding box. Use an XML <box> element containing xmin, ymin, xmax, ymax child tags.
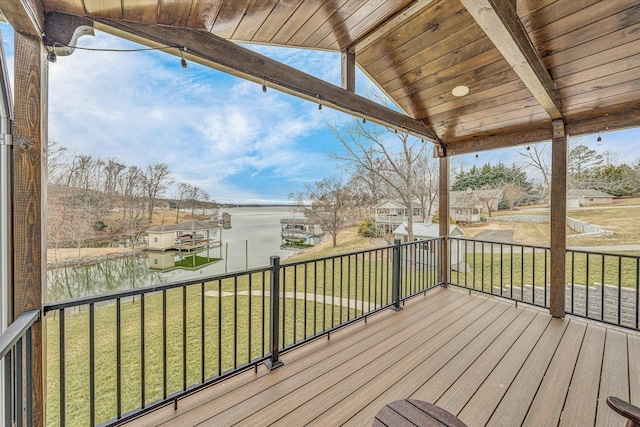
<box><xmin>91</xmin><ymin>19</ymin><xmax>438</xmax><ymax>142</ymax></box>
<box><xmin>460</xmin><ymin>0</ymin><xmax>562</xmax><ymax>119</ymax></box>
<box><xmin>550</xmin><ymin>118</ymin><xmax>566</xmax><ymax>318</ymax></box>
<box><xmin>0</xmin><ymin>0</ymin><xmax>45</xmax><ymax>37</ymax></box>
<box><xmin>341</xmin><ymin>48</ymin><xmax>355</xmax><ymax>92</ymax></box>
<box><xmin>443</xmin><ymin>124</ymin><xmax>553</xmax><ymax>155</ymax></box>
<box><xmin>438</xmin><ymin>156</ymin><xmax>450</xmax><ymax>287</ymax></box>
<box><xmin>354</xmin><ymin>0</ymin><xmax>436</xmax><ymax>53</ymax></box>
<box><xmin>12</xmin><ymin>30</ymin><xmax>46</xmax><ymax>426</ymax></box>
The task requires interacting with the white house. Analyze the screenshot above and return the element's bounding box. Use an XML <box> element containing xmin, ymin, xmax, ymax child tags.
<box><xmin>374</xmin><ymin>199</ymin><xmax>425</xmax><ymax>234</ymax></box>
<box><xmin>392</xmin><ymin>222</ymin><xmax>467</xmax><ymax>271</ymax></box>
<box><xmin>567</xmin><ymin>189</ymin><xmax>614</xmax><ymax>208</ymax></box>
<box><xmin>449</xmin><ymin>188</ymin><xmax>503</xmax><ymax>222</ymax></box>
<box><xmin>147</xmin><ymin>219</ymin><xmax>221</xmax><ymax>251</ymax></box>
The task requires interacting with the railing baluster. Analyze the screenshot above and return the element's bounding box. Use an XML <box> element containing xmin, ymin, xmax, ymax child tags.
<box><xmin>618</xmin><ymin>256</ymin><xmax>622</xmax><ymax>326</ymax></box>
<box><xmin>141</xmin><ymin>294</ymin><xmax>146</xmax><ymax>408</ymax></box>
<box><xmin>59</xmin><ymin>309</ymin><xmax>65</xmax><ymax>425</ymax></box>
<box><xmin>162</xmin><ymin>290</ymin><xmax>167</xmax><ymax>400</ymax></box>
<box><xmin>89</xmin><ymin>303</ymin><xmax>95</xmax><ymax>426</ymax></box>
<box><xmin>4</xmin><ymin>346</ymin><xmax>12</xmax><ymax>427</ymax></box>
<box><xmin>586</xmin><ymin>254</ymin><xmax>590</xmax><ymax>318</ymax></box>
<box><xmin>636</xmin><ymin>258</ymin><xmax>639</xmax><ymax>330</ymax></box>
<box><xmin>201</xmin><ymin>281</ymin><xmax>205</xmax><ymax>383</ymax></box>
<box><xmin>571</xmin><ymin>251</ymin><xmax>575</xmax><ymax>314</ymax></box>
<box><xmin>601</xmin><ymin>254</ymin><xmax>605</xmax><ymax>321</ymax></box>
<box><xmin>25</xmin><ymin>329</ymin><xmax>33</xmax><ymax>427</ymax></box>
<box><xmin>217</xmin><ymin>279</ymin><xmax>222</xmax><ymax>376</ymax></box>
<box><xmin>293</xmin><ymin>265</ymin><xmax>297</xmax><ymax>344</ymax></box>
<box><xmin>16</xmin><ymin>337</ymin><xmax>22</xmax><ymax>427</ymax></box>
<box><xmin>248</xmin><ymin>273</ymin><xmax>253</xmax><ymax>363</ymax></box>
<box><xmin>183</xmin><ymin>286</ymin><xmax>187</xmax><ymax>391</ymax></box>
<box><xmin>116</xmin><ymin>298</ymin><xmax>122</xmax><ymax>418</ymax></box>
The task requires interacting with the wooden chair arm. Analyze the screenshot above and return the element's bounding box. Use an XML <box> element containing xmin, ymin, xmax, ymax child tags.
<box><xmin>607</xmin><ymin>396</ymin><xmax>640</xmax><ymax>426</ymax></box>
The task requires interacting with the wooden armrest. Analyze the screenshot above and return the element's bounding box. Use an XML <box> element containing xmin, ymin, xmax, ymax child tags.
<box><xmin>607</xmin><ymin>396</ymin><xmax>640</xmax><ymax>426</ymax></box>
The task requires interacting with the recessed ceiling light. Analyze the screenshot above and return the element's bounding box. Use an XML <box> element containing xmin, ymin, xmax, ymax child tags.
<box><xmin>452</xmin><ymin>85</ymin><xmax>469</xmax><ymax>97</ymax></box>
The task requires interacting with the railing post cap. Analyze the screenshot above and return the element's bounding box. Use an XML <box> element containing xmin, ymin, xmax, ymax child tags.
<box><xmin>394</xmin><ymin>238</ymin><xmax>402</xmax><ymax>245</ymax></box>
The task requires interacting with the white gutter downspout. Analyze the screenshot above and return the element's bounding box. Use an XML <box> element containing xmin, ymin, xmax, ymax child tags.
<box><xmin>0</xmin><ymin>28</ymin><xmax>13</xmax><ymax>336</ymax></box>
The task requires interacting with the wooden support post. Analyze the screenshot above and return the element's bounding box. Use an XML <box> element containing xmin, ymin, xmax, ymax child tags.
<box><xmin>438</xmin><ymin>156</ymin><xmax>450</xmax><ymax>287</ymax></box>
<box><xmin>341</xmin><ymin>48</ymin><xmax>355</xmax><ymax>92</ymax></box>
<box><xmin>12</xmin><ymin>30</ymin><xmax>47</xmax><ymax>426</ymax></box>
<box><xmin>550</xmin><ymin>119</ymin><xmax>567</xmax><ymax>318</ymax></box>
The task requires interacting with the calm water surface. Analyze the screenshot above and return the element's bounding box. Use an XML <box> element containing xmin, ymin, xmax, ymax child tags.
<box><xmin>47</xmin><ymin>206</ymin><xmax>308</xmax><ymax>301</ymax></box>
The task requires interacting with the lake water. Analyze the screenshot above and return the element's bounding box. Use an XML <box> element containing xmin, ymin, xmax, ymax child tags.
<box><xmin>47</xmin><ymin>206</ymin><xmax>314</xmax><ymax>302</ymax></box>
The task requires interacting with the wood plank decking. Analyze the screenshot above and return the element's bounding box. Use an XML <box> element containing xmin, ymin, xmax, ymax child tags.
<box><xmin>127</xmin><ymin>286</ymin><xmax>639</xmax><ymax>426</ymax></box>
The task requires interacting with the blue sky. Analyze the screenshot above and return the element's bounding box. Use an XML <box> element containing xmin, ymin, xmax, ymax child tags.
<box><xmin>1</xmin><ymin>23</ymin><xmax>639</xmax><ymax>203</ymax></box>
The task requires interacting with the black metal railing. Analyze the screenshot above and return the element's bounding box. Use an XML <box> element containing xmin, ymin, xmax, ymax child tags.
<box><xmin>566</xmin><ymin>249</ymin><xmax>640</xmax><ymax>330</ymax></box>
<box><xmin>0</xmin><ymin>309</ymin><xmax>40</xmax><ymax>427</ymax></box>
<box><xmin>448</xmin><ymin>237</ymin><xmax>640</xmax><ymax>331</ymax></box>
<box><xmin>43</xmin><ymin>238</ymin><xmax>443</xmax><ymax>426</ymax></box>
<box><xmin>448</xmin><ymin>237</ymin><xmax>551</xmax><ymax>308</ymax></box>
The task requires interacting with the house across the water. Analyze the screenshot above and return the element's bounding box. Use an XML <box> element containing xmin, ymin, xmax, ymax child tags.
<box><xmin>280</xmin><ymin>218</ymin><xmax>323</xmax><ymax>248</ymax></box>
<box><xmin>147</xmin><ymin>219</ymin><xmax>222</xmax><ymax>252</ymax></box>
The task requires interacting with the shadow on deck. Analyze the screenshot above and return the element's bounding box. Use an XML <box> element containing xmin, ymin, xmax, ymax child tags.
<box><xmin>125</xmin><ymin>286</ymin><xmax>639</xmax><ymax>426</ymax></box>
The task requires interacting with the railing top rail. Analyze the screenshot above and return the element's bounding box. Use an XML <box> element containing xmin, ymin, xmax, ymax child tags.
<box><xmin>399</xmin><ymin>237</ymin><xmax>444</xmax><ymax>247</ymax></box>
<box><xmin>282</xmin><ymin>244</ymin><xmax>396</xmax><ymax>268</ymax></box>
<box><xmin>44</xmin><ymin>265</ymin><xmax>271</xmax><ymax>312</ymax></box>
<box><xmin>566</xmin><ymin>248</ymin><xmax>640</xmax><ymax>260</ymax></box>
<box><xmin>0</xmin><ymin>310</ymin><xmax>40</xmax><ymax>359</ymax></box>
<box><xmin>449</xmin><ymin>236</ymin><xmax>550</xmax><ymax>251</ymax></box>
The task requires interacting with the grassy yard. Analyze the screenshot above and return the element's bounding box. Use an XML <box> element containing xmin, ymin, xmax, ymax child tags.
<box><xmin>46</xmin><ymin>247</ymin><xmax>435</xmax><ymax>426</ymax></box>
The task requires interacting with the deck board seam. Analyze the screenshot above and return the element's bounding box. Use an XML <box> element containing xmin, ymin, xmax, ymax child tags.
<box><xmin>161</xmin><ymin>291</ymin><xmax>482</xmax><ymax>425</ymax></box>
<box><xmin>555</xmin><ymin>319</ymin><xmax>590</xmax><ymax>426</ymax></box>
<box><xmin>219</xmin><ymin>298</ymin><xmax>497</xmax><ymax>425</ymax></box>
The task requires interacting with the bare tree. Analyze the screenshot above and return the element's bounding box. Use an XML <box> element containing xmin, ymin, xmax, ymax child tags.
<box><xmin>476</xmin><ymin>185</ymin><xmax>503</xmax><ymax>218</ymax></box>
<box><xmin>142</xmin><ymin>162</ymin><xmax>173</xmax><ymax>225</ymax></box>
<box><xmin>330</xmin><ymin>120</ymin><xmax>426</xmax><ymax>241</ymax></box>
<box><xmin>514</xmin><ymin>143</ymin><xmax>550</xmax><ymax>199</ymax></box>
<box><xmin>412</xmin><ymin>152</ymin><xmax>439</xmax><ymax>219</ymax></box>
<box><xmin>294</xmin><ymin>177</ymin><xmax>352</xmax><ymax>247</ymax></box>
<box><xmin>174</xmin><ymin>182</ymin><xmax>194</xmax><ymax>223</ymax></box>
<box><xmin>502</xmin><ymin>183</ymin><xmax>528</xmax><ymax>210</ymax></box>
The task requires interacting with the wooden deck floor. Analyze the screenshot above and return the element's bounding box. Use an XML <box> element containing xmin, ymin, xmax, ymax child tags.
<box><xmin>127</xmin><ymin>286</ymin><xmax>640</xmax><ymax>426</ymax></box>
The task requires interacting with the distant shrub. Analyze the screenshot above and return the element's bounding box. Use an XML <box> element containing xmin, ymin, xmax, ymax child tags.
<box><xmin>93</xmin><ymin>220</ymin><xmax>107</xmax><ymax>232</ymax></box>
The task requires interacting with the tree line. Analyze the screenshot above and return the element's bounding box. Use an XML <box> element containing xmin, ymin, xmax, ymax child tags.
<box><xmin>46</xmin><ymin>140</ymin><xmax>216</xmax><ymax>257</ymax></box>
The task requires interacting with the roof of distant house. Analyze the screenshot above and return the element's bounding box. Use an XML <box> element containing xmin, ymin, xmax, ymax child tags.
<box><xmin>567</xmin><ymin>189</ymin><xmax>614</xmax><ymax>198</ymax></box>
<box><xmin>147</xmin><ymin>219</ymin><xmax>219</xmax><ymax>233</ymax></box>
<box><xmin>392</xmin><ymin>222</ymin><xmax>464</xmax><ymax>238</ymax></box>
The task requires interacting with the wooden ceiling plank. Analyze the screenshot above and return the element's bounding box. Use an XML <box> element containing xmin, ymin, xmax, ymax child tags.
<box><xmin>562</xmin><ymin>83</ymin><xmax>640</xmax><ymax>114</ymax></box>
<box><xmin>385</xmin><ymin>47</ymin><xmax>505</xmax><ymax>105</ymax></box>
<box><xmin>520</xmin><ymin>0</ymin><xmax>600</xmax><ymax>33</ymax></box>
<box><xmin>565</xmin><ymin>101</ymin><xmax>640</xmax><ymax>137</ymax></box>
<box><xmin>157</xmin><ymin>0</ymin><xmax>193</xmax><ymax>27</ymax></box>
<box><xmin>285</xmin><ymin>0</ymin><xmax>348</xmax><ymax>46</ymax></box>
<box><xmin>555</xmin><ymin>55</ymin><xmax>640</xmax><ymax>91</ymax></box>
<box><xmin>559</xmin><ymin>67</ymin><xmax>640</xmax><ymax>101</ymax></box>
<box><xmin>535</xmin><ymin>3</ymin><xmax>640</xmax><ymax>59</ymax></box>
<box><xmin>1</xmin><ymin>0</ymin><xmax>45</xmax><ymax>36</ymax></box>
<box><xmin>424</xmin><ymin>84</ymin><xmax>531</xmax><ymax>123</ymax></box>
<box><xmin>210</xmin><ymin>0</ymin><xmax>253</xmax><ymax>39</ymax></box>
<box><xmin>231</xmin><ymin>0</ymin><xmax>280</xmax><ymax>42</ymax></box>
<box><xmin>122</xmin><ymin>0</ymin><xmax>158</xmax><ymax>24</ymax></box>
<box><xmin>546</xmin><ymin>24</ymin><xmax>640</xmax><ymax>76</ymax></box>
<box><xmin>265</xmin><ymin>1</ymin><xmax>323</xmax><ymax>45</ymax></box>
<box><xmin>551</xmin><ymin>37</ymin><xmax>640</xmax><ymax>81</ymax></box>
<box><xmin>321</xmin><ymin>0</ymin><xmax>411</xmax><ymax>51</ymax></box>
<box><xmin>93</xmin><ymin>19</ymin><xmax>438</xmax><ymax>141</ymax></box>
<box><xmin>84</xmin><ymin>0</ymin><xmax>123</xmax><ymax>19</ymax></box>
<box><xmin>251</xmin><ymin>0</ymin><xmax>304</xmax><ymax>43</ymax></box>
<box><xmin>186</xmin><ymin>0</ymin><xmax>223</xmax><ymax>31</ymax></box>
<box><xmin>460</xmin><ymin>0</ymin><xmax>562</xmax><ymax>119</ymax></box>
<box><xmin>301</xmin><ymin>0</ymin><xmax>373</xmax><ymax>49</ymax></box>
<box><xmin>358</xmin><ymin>7</ymin><xmax>478</xmax><ymax>83</ymax></box>
<box><xmin>359</xmin><ymin>1</ymin><xmax>467</xmax><ymax>70</ymax></box>
<box><xmin>515</xmin><ymin>0</ymin><xmax>554</xmax><ymax>19</ymax></box>
<box><xmin>437</xmin><ymin>100</ymin><xmax>547</xmax><ymax>136</ymax></box>
<box><xmin>355</xmin><ymin>0</ymin><xmax>437</xmax><ymax>53</ymax></box>
<box><xmin>396</xmin><ymin>64</ymin><xmax>520</xmax><ymax>115</ymax></box>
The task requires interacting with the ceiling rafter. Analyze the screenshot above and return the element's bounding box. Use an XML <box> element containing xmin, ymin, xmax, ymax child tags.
<box><xmin>83</xmin><ymin>17</ymin><xmax>439</xmax><ymax>142</ymax></box>
<box><xmin>459</xmin><ymin>0</ymin><xmax>563</xmax><ymax>120</ymax></box>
